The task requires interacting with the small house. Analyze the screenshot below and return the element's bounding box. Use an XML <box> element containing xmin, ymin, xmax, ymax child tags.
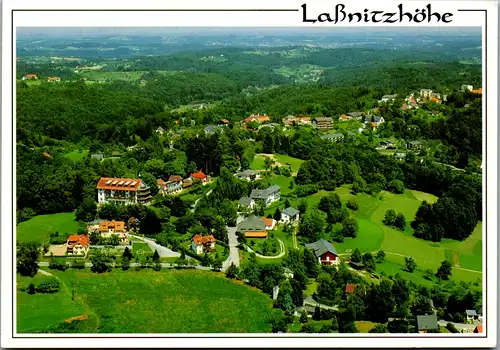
<box><xmin>465</xmin><ymin>309</ymin><xmax>479</xmax><ymax>323</ymax></box>
<box><xmin>244</xmin><ymin>114</ymin><xmax>270</xmax><ymax>124</ymax></box>
<box><xmin>155</xmin><ymin>126</ymin><xmax>165</xmax><ymax>135</ymax></box>
<box><xmin>417</xmin><ymin>314</ymin><xmax>439</xmax><ymax>333</ymax></box>
<box><xmin>346</xmin><ymin>111</ymin><xmax>363</xmax><ymax>120</ymax></box>
<box><xmin>461</xmin><ymin>84</ymin><xmax>473</xmax><ymax>92</ymax></box>
<box><xmin>90</xmin><ymin>153</ymin><xmax>104</xmax><ymax>161</ymax></box>
<box><xmin>282</xmin><ymin>115</ymin><xmax>296</xmax><ymax>127</ymax></box>
<box><xmin>350</xmin><ymin>261</ymin><xmax>364</xmax><ymax>270</ymax></box>
<box><xmin>218</xmin><ymin>119</ymin><xmax>230</xmax><ymax>127</ymax></box>
<box><xmin>250</xmin><ymin>185</ymin><xmax>280</xmax><ymax>206</ymax></box>
<box><xmin>204</xmin><ymin>124</ymin><xmax>219</xmax><ymax>135</ymax></box>
<box><xmin>284</xmin><ymin>267</ymin><xmax>294</xmax><ymax>279</ymax></box>
<box><xmin>261</xmin><ymin>217</ymin><xmax>275</xmax><ymax>230</ymax></box>
<box><xmin>473</xmin><ymin>325</ymin><xmax>483</xmax><ymax>333</ymax></box>
<box><xmin>236</xmin><ymin>215</ymin><xmax>268</xmax><ymax>239</ymax></box>
<box><xmin>280</xmin><ymin>207</ymin><xmax>300</xmax><ymax>224</ymax></box>
<box><xmin>296</xmin><ymin>117</ymin><xmax>312</xmax><ymax>125</ymax></box>
<box><xmin>191</xmin><ymin>234</ymin><xmax>216</xmax><ymax>255</ymax></box>
<box><xmin>99</xmin><ymin>220</ymin><xmax>126</xmax><ymax>234</ymax></box>
<box><xmin>190</xmin><ymin>171</ymin><xmax>208</xmax><ymax>185</ymax></box>
<box><xmin>420</xmin><ymin>89</ymin><xmax>433</xmax><ymax>99</ymax></box>
<box><xmin>66</xmin><ymin>234</ymin><xmax>89</xmax><ymax>256</ymax></box>
<box><xmin>22</xmin><ymin>74</ymin><xmax>38</xmax><ymax>80</ymax></box>
<box><xmin>47</xmin><ymin>77</ymin><xmax>61</xmax><ymax>82</ymax></box>
<box><xmin>238</xmin><ymin>197</ymin><xmax>255</xmax><ymax>209</ymax></box>
<box><xmin>406</xmin><ymin>140</ymin><xmax>423</xmax><ymax>150</ymax></box>
<box><xmin>305</xmin><ymin>239</ymin><xmax>339</xmax><ymax>266</ymax></box>
<box><xmin>394</xmin><ymin>153</ymin><xmax>406</xmax><ymax>161</ymax></box>
<box><xmin>235</xmin><ymin>169</ymin><xmax>260</xmax><ymax>181</ymax></box>
<box><xmin>379</xmin><ymin>94</ymin><xmax>397</xmax><ymax>103</ymax></box>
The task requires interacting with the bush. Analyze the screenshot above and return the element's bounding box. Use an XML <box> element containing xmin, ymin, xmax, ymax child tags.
<box><xmin>446</xmin><ymin>322</ymin><xmax>459</xmax><ymax>333</ymax></box>
<box><xmin>387</xmin><ymin>179</ymin><xmax>405</xmax><ymax>194</ymax></box>
<box><xmin>295</xmin><ymin>184</ymin><xmax>319</xmax><ymax>197</ymax></box>
<box><xmin>71</xmin><ymin>259</ymin><xmax>85</xmax><ymax>269</ymax></box>
<box><xmin>36</xmin><ymin>278</ymin><xmax>60</xmax><ymax>293</ymax></box>
<box><xmin>346</xmin><ymin>200</ymin><xmax>358</xmax><ymax>210</ymax></box>
<box><xmin>49</xmin><ymin>258</ymin><xmax>68</xmax><ymax>271</ymax></box>
<box><xmin>27</xmin><ymin>283</ymin><xmax>36</xmax><ymax>295</ymax></box>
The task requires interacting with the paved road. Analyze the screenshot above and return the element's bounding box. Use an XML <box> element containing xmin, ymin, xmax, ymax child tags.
<box><xmin>224</xmin><ymin>226</ymin><xmax>240</xmax><ymax>269</ymax></box>
<box><xmin>38</xmin><ymin>261</ymin><xmax>211</xmax><ymax>270</ymax></box>
<box><xmin>129</xmin><ymin>234</ymin><xmax>180</xmax><ymax>258</ymax></box>
<box><xmin>303</xmin><ymin>295</ymin><xmax>339</xmax><ymax>311</ymax></box>
<box><xmin>437</xmin><ymin>320</ymin><xmax>478</xmax><ymax>332</ymax></box>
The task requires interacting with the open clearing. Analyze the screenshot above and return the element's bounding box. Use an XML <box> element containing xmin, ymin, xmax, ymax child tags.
<box><xmin>18</xmin><ymin>269</ymin><xmax>273</xmax><ymax>333</ymax></box>
<box><xmin>17</xmin><ymin>212</ymin><xmax>80</xmax><ymax>244</ymax></box>
<box><xmin>250</xmin><ymin>154</ymin><xmax>304</xmax><ymax>173</ymax></box>
<box><xmin>63</xmin><ymin>150</ymin><xmax>89</xmax><ymax>162</ymax></box>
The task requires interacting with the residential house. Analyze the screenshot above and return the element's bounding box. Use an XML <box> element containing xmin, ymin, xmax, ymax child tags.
<box><xmin>465</xmin><ymin>309</ymin><xmax>479</xmax><ymax>323</ymax></box>
<box><xmin>378</xmin><ymin>140</ymin><xmax>395</xmax><ymax>149</ymax></box>
<box><xmin>190</xmin><ymin>171</ymin><xmax>208</xmax><ymax>185</ymax></box>
<box><xmin>66</xmin><ymin>234</ymin><xmax>89</xmax><ymax>256</ymax></box>
<box><xmin>394</xmin><ymin>152</ymin><xmax>406</xmax><ymax>161</ymax></box>
<box><xmin>236</xmin><ymin>215</ymin><xmax>268</xmax><ymax>238</ymax></box>
<box><xmin>379</xmin><ymin>94</ymin><xmax>397</xmax><ymax>104</ymax></box>
<box><xmin>218</xmin><ymin>119</ymin><xmax>230</xmax><ymax>127</ymax></box>
<box><xmin>461</xmin><ymin>84</ymin><xmax>473</xmax><ymax>92</ymax></box>
<box><xmin>90</xmin><ymin>153</ymin><xmax>104</xmax><ymax>161</ymax></box>
<box><xmin>204</xmin><ymin>124</ymin><xmax>219</xmax><ymax>135</ymax></box>
<box><xmin>305</xmin><ymin>239</ymin><xmax>339</xmax><ymax>266</ymax></box>
<box><xmin>191</xmin><ymin>234</ymin><xmax>216</xmax><ymax>255</ymax></box>
<box><xmin>346</xmin><ymin>111</ymin><xmax>363</xmax><ymax>120</ymax></box>
<box><xmin>416</xmin><ymin>314</ymin><xmax>439</xmax><ymax>333</ymax></box>
<box><xmin>250</xmin><ymin>185</ymin><xmax>280</xmax><ymax>206</ymax></box>
<box><xmin>155</xmin><ymin>126</ymin><xmax>165</xmax><ymax>135</ymax></box>
<box><xmin>406</xmin><ymin>140</ymin><xmax>423</xmax><ymax>150</ymax></box>
<box><xmin>182</xmin><ymin>178</ymin><xmax>193</xmax><ymax>189</ymax></box>
<box><xmin>96</xmin><ymin>177</ymin><xmax>152</xmax><ymax>205</ymax></box>
<box><xmin>321</xmin><ymin>133</ymin><xmax>344</xmax><ymax>142</ymax></box>
<box><xmin>345</xmin><ymin>283</ymin><xmax>357</xmax><ymax>295</ymax></box>
<box><xmin>420</xmin><ymin>89</ymin><xmax>433</xmax><ymax>99</ymax></box>
<box><xmin>282</xmin><ymin>115</ymin><xmax>296</xmax><ymax>127</ymax></box>
<box><xmin>429</xmin><ymin>96</ymin><xmax>441</xmax><ymax>104</ymax></box>
<box><xmin>312</xmin><ymin>117</ymin><xmax>333</xmax><ymax>131</ymax></box>
<box><xmin>472</xmin><ymin>88</ymin><xmax>483</xmax><ymax>94</ymax></box>
<box><xmin>280</xmin><ymin>207</ymin><xmax>300</xmax><ymax>224</ymax></box>
<box><xmin>157</xmin><ymin>175</ymin><xmax>183</xmax><ymax>195</ymax></box>
<box><xmin>98</xmin><ymin>220</ymin><xmax>129</xmax><ymax>244</ymax></box>
<box><xmin>338</xmin><ymin>114</ymin><xmax>351</xmax><ymax>122</ymax></box>
<box><xmin>238</xmin><ymin>197</ymin><xmax>255</xmax><ymax>209</ymax></box>
<box><xmin>261</xmin><ymin>217</ymin><xmax>276</xmax><ymax>230</ymax></box>
<box><xmin>22</xmin><ymin>74</ymin><xmax>38</xmax><ymax>80</ymax></box>
<box><xmin>296</xmin><ymin>117</ymin><xmax>311</xmax><ymax>125</ymax></box>
<box><xmin>473</xmin><ymin>325</ymin><xmax>483</xmax><ymax>333</ymax></box>
<box><xmin>235</xmin><ymin>169</ymin><xmax>260</xmax><ymax>181</ymax></box>
<box><xmin>244</xmin><ymin>114</ymin><xmax>270</xmax><ymax>124</ymax></box>
<box><xmin>350</xmin><ymin>261</ymin><xmax>364</xmax><ymax>270</ymax></box>
<box><xmin>47</xmin><ymin>77</ymin><xmax>61</xmax><ymax>82</ymax></box>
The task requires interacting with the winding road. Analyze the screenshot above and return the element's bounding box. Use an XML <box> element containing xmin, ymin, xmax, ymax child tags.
<box><xmin>244</xmin><ymin>239</ymin><xmax>286</xmax><ymax>259</ymax></box>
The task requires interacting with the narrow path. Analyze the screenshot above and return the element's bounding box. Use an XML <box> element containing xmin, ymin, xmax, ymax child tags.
<box><xmin>303</xmin><ymin>295</ymin><xmax>339</xmax><ymax>311</ymax></box>
<box><xmin>244</xmin><ymin>239</ymin><xmax>285</xmax><ymax>259</ymax></box>
<box><xmin>222</xmin><ymin>226</ymin><xmax>239</xmax><ymax>270</ymax></box>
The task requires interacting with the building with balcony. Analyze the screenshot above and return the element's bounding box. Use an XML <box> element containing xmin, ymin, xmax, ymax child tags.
<box><xmin>96</xmin><ymin>177</ymin><xmax>152</xmax><ymax>205</ymax></box>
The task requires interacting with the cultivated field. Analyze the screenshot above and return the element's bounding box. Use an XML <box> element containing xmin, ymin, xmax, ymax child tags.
<box><xmin>17</xmin><ymin>269</ymin><xmax>273</xmax><ymax>333</ymax></box>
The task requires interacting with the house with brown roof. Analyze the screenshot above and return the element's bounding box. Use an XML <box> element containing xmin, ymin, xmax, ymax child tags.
<box><xmin>99</xmin><ymin>220</ymin><xmax>126</xmax><ymax>234</ymax></box>
<box><xmin>158</xmin><ymin>175</ymin><xmax>183</xmax><ymax>195</ymax></box>
<box><xmin>191</xmin><ymin>234</ymin><xmax>216</xmax><ymax>255</ymax></box>
<box><xmin>473</xmin><ymin>325</ymin><xmax>483</xmax><ymax>333</ymax></box>
<box><xmin>296</xmin><ymin>117</ymin><xmax>311</xmax><ymax>125</ymax></box>
<box><xmin>218</xmin><ymin>119</ymin><xmax>230</xmax><ymax>127</ymax></box>
<box><xmin>96</xmin><ymin>177</ymin><xmax>151</xmax><ymax>205</ymax></box>
<box><xmin>244</xmin><ymin>114</ymin><xmax>270</xmax><ymax>124</ymax></box>
<box><xmin>66</xmin><ymin>235</ymin><xmax>89</xmax><ymax>256</ymax></box>
<box><xmin>312</xmin><ymin>117</ymin><xmax>333</xmax><ymax>130</ymax></box>
<box><xmin>345</xmin><ymin>283</ymin><xmax>357</xmax><ymax>295</ymax></box>
<box><xmin>22</xmin><ymin>74</ymin><xmax>38</xmax><ymax>80</ymax></box>
<box><xmin>261</xmin><ymin>217</ymin><xmax>276</xmax><ymax>230</ymax></box>
<box><xmin>47</xmin><ymin>77</ymin><xmax>61</xmax><ymax>82</ymax></box>
<box><xmin>472</xmin><ymin>88</ymin><xmax>483</xmax><ymax>94</ymax></box>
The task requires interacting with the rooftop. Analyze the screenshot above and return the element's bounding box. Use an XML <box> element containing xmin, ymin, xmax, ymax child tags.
<box><xmin>96</xmin><ymin>177</ymin><xmax>142</xmax><ymax>191</ymax></box>
<box><xmin>305</xmin><ymin>238</ymin><xmax>338</xmax><ymax>258</ymax></box>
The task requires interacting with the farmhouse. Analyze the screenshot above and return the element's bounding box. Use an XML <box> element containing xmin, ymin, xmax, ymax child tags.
<box><xmin>158</xmin><ymin>175</ymin><xmax>183</xmax><ymax>195</ymax></box>
<box><xmin>312</xmin><ymin>117</ymin><xmax>333</xmax><ymax>130</ymax></box>
<box><xmin>250</xmin><ymin>185</ymin><xmax>280</xmax><ymax>206</ymax></box>
<box><xmin>238</xmin><ymin>197</ymin><xmax>255</xmax><ymax>209</ymax></box>
<box><xmin>236</xmin><ymin>215</ymin><xmax>268</xmax><ymax>238</ymax></box>
<box><xmin>96</xmin><ymin>177</ymin><xmax>152</xmax><ymax>205</ymax></box>
<box><xmin>416</xmin><ymin>314</ymin><xmax>439</xmax><ymax>333</ymax></box>
<box><xmin>191</xmin><ymin>234</ymin><xmax>216</xmax><ymax>255</ymax></box>
<box><xmin>190</xmin><ymin>171</ymin><xmax>209</xmax><ymax>185</ymax></box>
<box><xmin>66</xmin><ymin>234</ymin><xmax>89</xmax><ymax>256</ymax></box>
<box><xmin>235</xmin><ymin>169</ymin><xmax>260</xmax><ymax>181</ymax></box>
<box><xmin>22</xmin><ymin>74</ymin><xmax>38</xmax><ymax>80</ymax></box>
<box><xmin>305</xmin><ymin>239</ymin><xmax>339</xmax><ymax>266</ymax></box>
<box><xmin>321</xmin><ymin>133</ymin><xmax>344</xmax><ymax>142</ymax></box>
<box><xmin>280</xmin><ymin>207</ymin><xmax>300</xmax><ymax>224</ymax></box>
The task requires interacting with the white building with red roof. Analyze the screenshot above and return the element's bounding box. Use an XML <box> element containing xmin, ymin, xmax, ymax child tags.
<box><xmin>96</xmin><ymin>177</ymin><xmax>152</xmax><ymax>205</ymax></box>
<box><xmin>66</xmin><ymin>234</ymin><xmax>89</xmax><ymax>256</ymax></box>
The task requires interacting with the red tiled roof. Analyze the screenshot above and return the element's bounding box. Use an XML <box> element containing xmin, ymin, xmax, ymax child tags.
<box><xmin>219</xmin><ymin>119</ymin><xmax>229</xmax><ymax>124</ymax></box>
<box><xmin>67</xmin><ymin>234</ymin><xmax>89</xmax><ymax>247</ymax></box>
<box><xmin>191</xmin><ymin>171</ymin><xmax>207</xmax><ymax>180</ymax></box>
<box><xmin>192</xmin><ymin>234</ymin><xmax>216</xmax><ymax>245</ymax></box>
<box><xmin>474</xmin><ymin>325</ymin><xmax>483</xmax><ymax>333</ymax></box>
<box><xmin>371</xmin><ymin>122</ymin><xmax>377</xmax><ymax>127</ymax></box>
<box><xmin>472</xmin><ymin>88</ymin><xmax>483</xmax><ymax>94</ymax></box>
<box><xmin>345</xmin><ymin>283</ymin><xmax>357</xmax><ymax>294</ymax></box>
<box><xmin>297</xmin><ymin>117</ymin><xmax>311</xmax><ymax>121</ymax></box>
<box><xmin>157</xmin><ymin>179</ymin><xmax>166</xmax><ymax>187</ymax></box>
<box><xmin>96</xmin><ymin>177</ymin><xmax>142</xmax><ymax>191</ymax></box>
<box><xmin>244</xmin><ymin>114</ymin><xmax>270</xmax><ymax>123</ymax></box>
<box><xmin>261</xmin><ymin>217</ymin><xmax>274</xmax><ymax>227</ymax></box>
<box><xmin>99</xmin><ymin>220</ymin><xmax>125</xmax><ymax>232</ymax></box>
<box><xmin>25</xmin><ymin>74</ymin><xmax>37</xmax><ymax>79</ymax></box>
<box><xmin>168</xmin><ymin>175</ymin><xmax>183</xmax><ymax>182</ymax></box>
<box><xmin>430</xmin><ymin>96</ymin><xmax>441</xmax><ymax>103</ymax></box>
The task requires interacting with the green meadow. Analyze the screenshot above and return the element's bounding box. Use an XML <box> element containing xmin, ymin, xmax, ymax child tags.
<box><xmin>17</xmin><ymin>212</ymin><xmax>80</xmax><ymax>244</ymax></box>
<box><xmin>17</xmin><ymin>269</ymin><xmax>273</xmax><ymax>333</ymax></box>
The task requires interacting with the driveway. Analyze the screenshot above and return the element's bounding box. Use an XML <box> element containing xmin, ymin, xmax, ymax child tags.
<box><xmin>129</xmin><ymin>234</ymin><xmax>180</xmax><ymax>258</ymax></box>
<box><xmin>222</xmin><ymin>226</ymin><xmax>240</xmax><ymax>270</ymax></box>
<box><xmin>437</xmin><ymin>320</ymin><xmax>478</xmax><ymax>333</ymax></box>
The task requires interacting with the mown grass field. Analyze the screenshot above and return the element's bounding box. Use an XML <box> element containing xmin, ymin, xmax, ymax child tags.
<box><xmin>250</xmin><ymin>154</ymin><xmax>304</xmax><ymax>173</ymax></box>
<box><xmin>63</xmin><ymin>150</ymin><xmax>89</xmax><ymax>162</ymax></box>
<box><xmin>17</xmin><ymin>269</ymin><xmax>273</xmax><ymax>333</ymax></box>
<box><xmin>17</xmin><ymin>212</ymin><xmax>80</xmax><ymax>244</ymax></box>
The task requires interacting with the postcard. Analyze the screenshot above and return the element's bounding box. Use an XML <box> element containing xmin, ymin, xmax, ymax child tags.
<box><xmin>1</xmin><ymin>0</ymin><xmax>497</xmax><ymax>348</ymax></box>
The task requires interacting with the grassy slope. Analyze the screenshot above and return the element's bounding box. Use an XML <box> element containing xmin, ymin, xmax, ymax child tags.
<box><xmin>17</xmin><ymin>212</ymin><xmax>80</xmax><ymax>244</ymax></box>
<box><xmin>19</xmin><ymin>269</ymin><xmax>273</xmax><ymax>333</ymax></box>
<box><xmin>63</xmin><ymin>150</ymin><xmax>89</xmax><ymax>162</ymax></box>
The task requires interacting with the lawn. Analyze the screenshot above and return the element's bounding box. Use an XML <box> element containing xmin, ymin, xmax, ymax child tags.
<box><xmin>250</xmin><ymin>155</ymin><xmax>267</xmax><ymax>171</ymax></box>
<box><xmin>132</xmin><ymin>242</ymin><xmax>152</xmax><ymax>256</ymax></box>
<box><xmin>17</xmin><ymin>212</ymin><xmax>80</xmax><ymax>244</ymax></box>
<box><xmin>271</xmin><ymin>175</ymin><xmax>293</xmax><ymax>195</ymax></box>
<box><xmin>17</xmin><ymin>271</ymin><xmax>88</xmax><ymax>333</ymax></box>
<box><xmin>18</xmin><ymin>269</ymin><xmax>273</xmax><ymax>333</ymax></box>
<box><xmin>63</xmin><ymin>150</ymin><xmax>89</xmax><ymax>162</ymax></box>
<box><xmin>335</xmin><ymin>219</ymin><xmax>384</xmax><ymax>254</ymax></box>
<box><xmin>273</xmin><ymin>154</ymin><xmax>304</xmax><ymax>173</ymax></box>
